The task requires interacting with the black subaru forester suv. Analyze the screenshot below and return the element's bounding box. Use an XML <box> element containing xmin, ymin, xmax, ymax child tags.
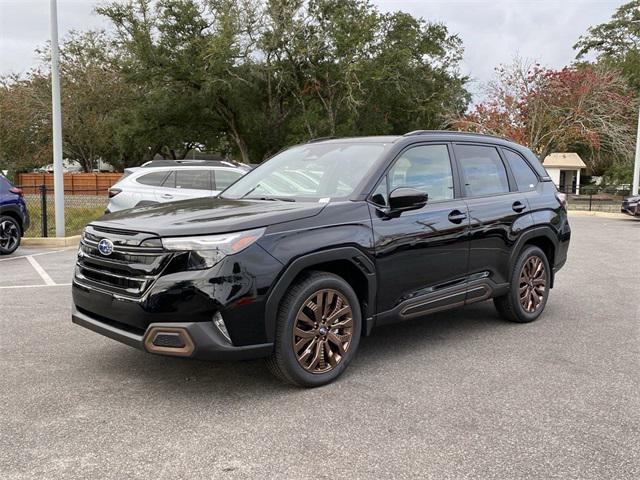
<box><xmin>72</xmin><ymin>131</ymin><xmax>570</xmax><ymax>387</ymax></box>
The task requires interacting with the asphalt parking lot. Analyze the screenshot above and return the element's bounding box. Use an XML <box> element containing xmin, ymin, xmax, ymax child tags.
<box><xmin>1</xmin><ymin>215</ymin><xmax>638</xmax><ymax>479</ymax></box>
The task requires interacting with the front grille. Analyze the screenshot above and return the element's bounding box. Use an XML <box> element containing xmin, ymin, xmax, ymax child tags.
<box><xmin>75</xmin><ymin>226</ymin><xmax>171</xmax><ymax>298</ymax></box>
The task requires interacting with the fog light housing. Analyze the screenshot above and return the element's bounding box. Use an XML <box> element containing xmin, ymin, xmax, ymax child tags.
<box><xmin>213</xmin><ymin>311</ymin><xmax>231</xmax><ymax>343</ymax></box>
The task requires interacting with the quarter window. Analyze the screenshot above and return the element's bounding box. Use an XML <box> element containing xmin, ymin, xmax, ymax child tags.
<box><xmin>455</xmin><ymin>145</ymin><xmax>510</xmax><ymax>196</ymax></box>
<box><xmin>388</xmin><ymin>145</ymin><xmax>454</xmax><ymax>202</ymax></box>
<box><xmin>136</xmin><ymin>171</ymin><xmax>169</xmax><ymax>187</ymax></box>
<box><xmin>503</xmin><ymin>149</ymin><xmax>538</xmax><ymax>191</ymax></box>
<box><xmin>370</xmin><ymin>179</ymin><xmax>389</xmax><ymax>206</ymax></box>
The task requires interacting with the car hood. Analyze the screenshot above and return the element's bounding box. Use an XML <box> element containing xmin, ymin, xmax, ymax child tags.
<box><xmin>625</xmin><ymin>195</ymin><xmax>640</xmax><ymax>202</ymax></box>
<box><xmin>92</xmin><ymin>197</ymin><xmax>327</xmax><ymax>237</ymax></box>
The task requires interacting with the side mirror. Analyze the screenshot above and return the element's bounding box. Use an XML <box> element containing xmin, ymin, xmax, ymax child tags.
<box><xmin>388</xmin><ymin>187</ymin><xmax>428</xmax><ymax>213</ymax></box>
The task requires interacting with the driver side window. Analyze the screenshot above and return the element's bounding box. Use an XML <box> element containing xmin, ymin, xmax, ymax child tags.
<box><xmin>388</xmin><ymin>145</ymin><xmax>454</xmax><ymax>202</ymax></box>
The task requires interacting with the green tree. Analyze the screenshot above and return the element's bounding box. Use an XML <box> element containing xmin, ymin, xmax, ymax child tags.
<box><xmin>574</xmin><ymin>0</ymin><xmax>640</xmax><ymax>90</ymax></box>
<box><xmin>98</xmin><ymin>0</ymin><xmax>470</xmax><ymax>163</ymax></box>
<box><xmin>0</xmin><ymin>72</ymin><xmax>52</xmax><ymax>175</ymax></box>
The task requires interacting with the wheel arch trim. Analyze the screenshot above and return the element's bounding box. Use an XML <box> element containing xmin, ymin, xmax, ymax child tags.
<box><xmin>509</xmin><ymin>226</ymin><xmax>559</xmax><ymax>287</ymax></box>
<box><xmin>0</xmin><ymin>205</ymin><xmax>24</xmax><ymax>234</ymax></box>
<box><xmin>264</xmin><ymin>247</ymin><xmax>377</xmax><ymax>342</ymax></box>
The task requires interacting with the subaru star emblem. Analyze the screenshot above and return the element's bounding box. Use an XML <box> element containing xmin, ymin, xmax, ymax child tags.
<box><xmin>97</xmin><ymin>238</ymin><xmax>114</xmax><ymax>256</ymax></box>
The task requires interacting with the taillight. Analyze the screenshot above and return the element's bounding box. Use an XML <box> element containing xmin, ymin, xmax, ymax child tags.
<box><xmin>9</xmin><ymin>187</ymin><xmax>23</xmax><ymax>196</ymax></box>
<box><xmin>555</xmin><ymin>191</ymin><xmax>567</xmax><ymax>210</ymax></box>
<box><xmin>108</xmin><ymin>188</ymin><xmax>122</xmax><ymax>198</ymax></box>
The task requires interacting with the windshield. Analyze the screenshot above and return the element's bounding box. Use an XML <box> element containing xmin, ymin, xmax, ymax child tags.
<box><xmin>221</xmin><ymin>142</ymin><xmax>388</xmax><ymax>201</ymax></box>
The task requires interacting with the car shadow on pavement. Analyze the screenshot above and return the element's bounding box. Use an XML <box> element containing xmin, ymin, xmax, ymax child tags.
<box><xmin>90</xmin><ymin>300</ymin><xmax>509</xmax><ymax>396</ymax></box>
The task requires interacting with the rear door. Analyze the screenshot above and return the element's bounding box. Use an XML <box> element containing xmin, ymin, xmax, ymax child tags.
<box><xmin>453</xmin><ymin>143</ymin><xmax>534</xmax><ymax>288</ymax></box>
<box><xmin>156</xmin><ymin>169</ymin><xmax>214</xmax><ymax>203</ymax></box>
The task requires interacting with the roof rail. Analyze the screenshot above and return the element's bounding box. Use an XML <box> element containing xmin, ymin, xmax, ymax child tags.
<box><xmin>403</xmin><ymin>129</ymin><xmax>511</xmax><ymax>142</ymax></box>
<box><xmin>140</xmin><ymin>159</ymin><xmax>242</xmax><ymax>168</ymax></box>
<box><xmin>306</xmin><ymin>136</ymin><xmax>336</xmax><ymax>144</ymax></box>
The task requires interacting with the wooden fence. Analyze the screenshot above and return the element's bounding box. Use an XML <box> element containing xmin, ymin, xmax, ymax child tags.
<box><xmin>18</xmin><ymin>173</ymin><xmax>122</xmax><ymax>195</ymax></box>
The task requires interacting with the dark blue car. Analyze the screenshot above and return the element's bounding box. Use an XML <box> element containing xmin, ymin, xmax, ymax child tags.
<box><xmin>0</xmin><ymin>174</ymin><xmax>30</xmax><ymax>255</ymax></box>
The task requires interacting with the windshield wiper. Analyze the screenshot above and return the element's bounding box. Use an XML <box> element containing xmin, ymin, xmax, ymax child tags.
<box><xmin>240</xmin><ymin>184</ymin><xmax>261</xmax><ymax>199</ymax></box>
<box><xmin>246</xmin><ymin>196</ymin><xmax>296</xmax><ymax>202</ymax></box>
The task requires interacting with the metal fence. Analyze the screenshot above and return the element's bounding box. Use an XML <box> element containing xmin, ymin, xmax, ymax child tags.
<box><xmin>558</xmin><ymin>186</ymin><xmax>630</xmax><ymax>213</ymax></box>
<box><xmin>16</xmin><ymin>183</ymin><xmax>632</xmax><ymax>237</ymax></box>
<box><xmin>19</xmin><ymin>185</ymin><xmax>108</xmax><ymax>237</ymax></box>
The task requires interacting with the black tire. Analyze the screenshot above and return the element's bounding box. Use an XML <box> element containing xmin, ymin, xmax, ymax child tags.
<box><xmin>0</xmin><ymin>215</ymin><xmax>21</xmax><ymax>255</ymax></box>
<box><xmin>494</xmin><ymin>245</ymin><xmax>550</xmax><ymax>323</ymax></box>
<box><xmin>266</xmin><ymin>271</ymin><xmax>362</xmax><ymax>387</ymax></box>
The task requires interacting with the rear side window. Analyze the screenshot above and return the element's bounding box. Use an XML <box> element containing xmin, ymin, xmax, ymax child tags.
<box><xmin>175</xmin><ymin>170</ymin><xmax>212</xmax><ymax>190</ymax></box>
<box><xmin>503</xmin><ymin>149</ymin><xmax>538</xmax><ymax>191</ymax></box>
<box><xmin>455</xmin><ymin>145</ymin><xmax>510</xmax><ymax>196</ymax></box>
<box><xmin>136</xmin><ymin>171</ymin><xmax>169</xmax><ymax>186</ymax></box>
<box><xmin>214</xmin><ymin>170</ymin><xmax>242</xmax><ymax>190</ymax></box>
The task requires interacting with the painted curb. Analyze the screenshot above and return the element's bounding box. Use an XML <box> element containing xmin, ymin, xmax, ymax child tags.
<box><xmin>567</xmin><ymin>210</ymin><xmax>632</xmax><ymax>220</ymax></box>
<box><xmin>22</xmin><ymin>235</ymin><xmax>81</xmax><ymax>247</ymax></box>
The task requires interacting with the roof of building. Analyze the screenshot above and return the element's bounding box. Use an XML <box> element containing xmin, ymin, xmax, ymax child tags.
<box><xmin>542</xmin><ymin>152</ymin><xmax>587</xmax><ymax>169</ymax></box>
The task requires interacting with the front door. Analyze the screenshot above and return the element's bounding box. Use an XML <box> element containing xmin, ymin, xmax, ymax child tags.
<box><xmin>369</xmin><ymin>144</ymin><xmax>470</xmax><ymax>316</ymax></box>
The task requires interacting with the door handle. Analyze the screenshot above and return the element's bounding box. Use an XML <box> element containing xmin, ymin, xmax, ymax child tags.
<box><xmin>448</xmin><ymin>210</ymin><xmax>467</xmax><ymax>224</ymax></box>
<box><xmin>161</xmin><ymin>193</ymin><xmax>173</xmax><ymax>199</ymax></box>
<box><xmin>512</xmin><ymin>201</ymin><xmax>526</xmax><ymax>213</ymax></box>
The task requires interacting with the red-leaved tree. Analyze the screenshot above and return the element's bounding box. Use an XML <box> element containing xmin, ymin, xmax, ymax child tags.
<box><xmin>451</xmin><ymin>59</ymin><xmax>638</xmax><ymax>174</ymax></box>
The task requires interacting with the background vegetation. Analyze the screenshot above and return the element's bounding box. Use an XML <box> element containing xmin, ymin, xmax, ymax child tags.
<box><xmin>0</xmin><ymin>0</ymin><xmax>638</xmax><ymax>182</ymax></box>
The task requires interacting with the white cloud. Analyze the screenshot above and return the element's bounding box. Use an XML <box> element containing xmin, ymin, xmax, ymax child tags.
<box><xmin>374</xmin><ymin>0</ymin><xmax>622</xmax><ymax>95</ymax></box>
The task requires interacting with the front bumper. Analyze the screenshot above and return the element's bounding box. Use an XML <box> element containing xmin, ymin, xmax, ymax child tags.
<box><xmin>72</xmin><ymin>304</ymin><xmax>273</xmax><ymax>361</ymax></box>
<box><xmin>621</xmin><ymin>204</ymin><xmax>639</xmax><ymax>216</ymax></box>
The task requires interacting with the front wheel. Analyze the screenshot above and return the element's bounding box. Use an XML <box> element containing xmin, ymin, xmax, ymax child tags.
<box><xmin>0</xmin><ymin>216</ymin><xmax>21</xmax><ymax>255</ymax></box>
<box><xmin>494</xmin><ymin>245</ymin><xmax>550</xmax><ymax>323</ymax></box>
<box><xmin>267</xmin><ymin>271</ymin><xmax>361</xmax><ymax>387</ymax></box>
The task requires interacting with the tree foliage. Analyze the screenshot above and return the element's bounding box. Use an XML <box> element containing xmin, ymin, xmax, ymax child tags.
<box><xmin>2</xmin><ymin>0</ymin><xmax>469</xmax><ymax>172</ymax></box>
<box><xmin>574</xmin><ymin>0</ymin><xmax>640</xmax><ymax>90</ymax></box>
<box><xmin>94</xmin><ymin>0</ymin><xmax>469</xmax><ymax>164</ymax></box>
<box><xmin>452</xmin><ymin>59</ymin><xmax>638</xmax><ymax>175</ymax></box>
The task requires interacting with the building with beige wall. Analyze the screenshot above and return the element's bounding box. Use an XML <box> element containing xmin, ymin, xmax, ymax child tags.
<box><xmin>542</xmin><ymin>153</ymin><xmax>587</xmax><ymax>194</ymax></box>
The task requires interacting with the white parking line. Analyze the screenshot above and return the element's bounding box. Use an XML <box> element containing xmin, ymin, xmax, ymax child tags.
<box><xmin>26</xmin><ymin>256</ymin><xmax>56</xmax><ymax>286</ymax></box>
<box><xmin>0</xmin><ymin>247</ymin><xmax>76</xmax><ymax>263</ymax></box>
<box><xmin>0</xmin><ymin>283</ymin><xmax>71</xmax><ymax>290</ymax></box>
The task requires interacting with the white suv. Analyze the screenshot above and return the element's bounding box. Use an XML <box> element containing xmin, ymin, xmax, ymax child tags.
<box><xmin>106</xmin><ymin>160</ymin><xmax>251</xmax><ymax>213</ymax></box>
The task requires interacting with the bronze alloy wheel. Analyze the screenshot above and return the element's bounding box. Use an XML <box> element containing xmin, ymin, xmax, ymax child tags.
<box><xmin>519</xmin><ymin>255</ymin><xmax>547</xmax><ymax>313</ymax></box>
<box><xmin>292</xmin><ymin>288</ymin><xmax>354</xmax><ymax>374</ymax></box>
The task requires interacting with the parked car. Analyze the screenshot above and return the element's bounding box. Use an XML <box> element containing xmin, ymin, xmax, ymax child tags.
<box><xmin>106</xmin><ymin>159</ymin><xmax>251</xmax><ymax>213</ymax></box>
<box><xmin>621</xmin><ymin>194</ymin><xmax>640</xmax><ymax>217</ymax></box>
<box><xmin>0</xmin><ymin>174</ymin><xmax>30</xmax><ymax>255</ymax></box>
<box><xmin>72</xmin><ymin>131</ymin><xmax>571</xmax><ymax>387</ymax></box>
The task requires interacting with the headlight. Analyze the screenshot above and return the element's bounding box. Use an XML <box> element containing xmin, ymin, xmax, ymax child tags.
<box><xmin>162</xmin><ymin>228</ymin><xmax>265</xmax><ymax>270</ymax></box>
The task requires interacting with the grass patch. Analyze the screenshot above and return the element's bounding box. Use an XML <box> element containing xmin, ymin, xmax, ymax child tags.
<box><xmin>24</xmin><ymin>206</ymin><xmax>106</xmax><ymax>237</ymax></box>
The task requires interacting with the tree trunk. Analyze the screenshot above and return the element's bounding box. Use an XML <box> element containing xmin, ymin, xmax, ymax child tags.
<box><xmin>230</xmin><ymin>130</ymin><xmax>250</xmax><ymax>164</ymax></box>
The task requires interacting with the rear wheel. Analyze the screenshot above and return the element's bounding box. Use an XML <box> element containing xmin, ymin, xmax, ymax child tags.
<box><xmin>0</xmin><ymin>216</ymin><xmax>21</xmax><ymax>255</ymax></box>
<box><xmin>494</xmin><ymin>246</ymin><xmax>550</xmax><ymax>323</ymax></box>
<box><xmin>267</xmin><ymin>271</ymin><xmax>361</xmax><ymax>387</ymax></box>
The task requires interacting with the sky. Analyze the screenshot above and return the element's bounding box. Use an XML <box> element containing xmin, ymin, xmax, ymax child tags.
<box><xmin>0</xmin><ymin>0</ymin><xmax>624</xmax><ymax>99</ymax></box>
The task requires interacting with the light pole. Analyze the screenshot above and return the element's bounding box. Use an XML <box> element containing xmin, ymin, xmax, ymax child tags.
<box><xmin>631</xmin><ymin>20</ymin><xmax>640</xmax><ymax>196</ymax></box>
<box><xmin>50</xmin><ymin>0</ymin><xmax>65</xmax><ymax>236</ymax></box>
<box><xmin>633</xmin><ymin>105</ymin><xmax>640</xmax><ymax>195</ymax></box>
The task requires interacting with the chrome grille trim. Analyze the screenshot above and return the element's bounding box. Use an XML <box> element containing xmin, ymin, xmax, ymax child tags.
<box><xmin>75</xmin><ymin>226</ymin><xmax>171</xmax><ymax>298</ymax></box>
